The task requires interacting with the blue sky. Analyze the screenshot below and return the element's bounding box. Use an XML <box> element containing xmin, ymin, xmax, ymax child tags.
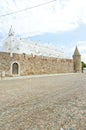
<box><xmin>0</xmin><ymin>0</ymin><xmax>86</xmax><ymax>62</ymax></box>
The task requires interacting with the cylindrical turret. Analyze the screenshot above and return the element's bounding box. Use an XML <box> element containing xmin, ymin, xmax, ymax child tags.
<box><xmin>73</xmin><ymin>46</ymin><xmax>82</xmax><ymax>73</ymax></box>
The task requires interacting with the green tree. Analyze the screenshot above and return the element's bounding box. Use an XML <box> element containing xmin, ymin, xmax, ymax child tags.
<box><xmin>82</xmin><ymin>61</ymin><xmax>86</xmax><ymax>72</ymax></box>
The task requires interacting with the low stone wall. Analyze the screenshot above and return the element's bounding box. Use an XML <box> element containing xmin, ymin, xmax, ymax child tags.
<box><xmin>0</xmin><ymin>52</ymin><xmax>74</xmax><ymax>77</ymax></box>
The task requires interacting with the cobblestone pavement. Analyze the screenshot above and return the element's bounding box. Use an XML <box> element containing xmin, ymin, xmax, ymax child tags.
<box><xmin>0</xmin><ymin>74</ymin><xmax>86</xmax><ymax>130</ymax></box>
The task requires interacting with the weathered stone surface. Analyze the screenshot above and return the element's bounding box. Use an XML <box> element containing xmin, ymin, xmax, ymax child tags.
<box><xmin>0</xmin><ymin>52</ymin><xmax>74</xmax><ymax>77</ymax></box>
<box><xmin>73</xmin><ymin>46</ymin><xmax>82</xmax><ymax>73</ymax></box>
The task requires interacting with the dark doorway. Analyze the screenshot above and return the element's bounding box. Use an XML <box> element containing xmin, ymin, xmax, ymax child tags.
<box><xmin>12</xmin><ymin>63</ymin><xmax>18</xmax><ymax>74</ymax></box>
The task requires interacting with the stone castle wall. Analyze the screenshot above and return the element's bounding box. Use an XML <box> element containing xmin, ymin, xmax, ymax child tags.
<box><xmin>0</xmin><ymin>52</ymin><xmax>74</xmax><ymax>77</ymax></box>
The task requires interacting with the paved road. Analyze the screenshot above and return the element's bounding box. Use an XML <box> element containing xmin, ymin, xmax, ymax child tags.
<box><xmin>0</xmin><ymin>74</ymin><xmax>86</xmax><ymax>130</ymax></box>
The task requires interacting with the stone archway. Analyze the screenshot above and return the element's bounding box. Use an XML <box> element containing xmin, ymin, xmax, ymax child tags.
<box><xmin>12</xmin><ymin>63</ymin><xmax>18</xmax><ymax>74</ymax></box>
<box><xmin>11</xmin><ymin>61</ymin><xmax>20</xmax><ymax>76</ymax></box>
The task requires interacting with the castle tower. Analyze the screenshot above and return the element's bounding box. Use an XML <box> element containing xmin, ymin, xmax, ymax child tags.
<box><xmin>73</xmin><ymin>46</ymin><xmax>82</xmax><ymax>73</ymax></box>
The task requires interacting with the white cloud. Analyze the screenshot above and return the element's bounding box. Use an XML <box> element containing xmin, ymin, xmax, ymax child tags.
<box><xmin>0</xmin><ymin>0</ymin><xmax>86</xmax><ymax>36</ymax></box>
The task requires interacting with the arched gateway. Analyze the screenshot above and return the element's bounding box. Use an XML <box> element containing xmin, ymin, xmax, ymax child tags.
<box><xmin>11</xmin><ymin>62</ymin><xmax>20</xmax><ymax>76</ymax></box>
<box><xmin>12</xmin><ymin>63</ymin><xmax>18</xmax><ymax>74</ymax></box>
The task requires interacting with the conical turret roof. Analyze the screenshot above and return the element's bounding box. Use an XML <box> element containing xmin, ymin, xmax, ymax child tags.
<box><xmin>73</xmin><ymin>46</ymin><xmax>81</xmax><ymax>56</ymax></box>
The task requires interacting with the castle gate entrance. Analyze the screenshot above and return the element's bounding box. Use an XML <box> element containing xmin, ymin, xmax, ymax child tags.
<box><xmin>11</xmin><ymin>61</ymin><xmax>20</xmax><ymax>76</ymax></box>
<box><xmin>12</xmin><ymin>63</ymin><xmax>18</xmax><ymax>74</ymax></box>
